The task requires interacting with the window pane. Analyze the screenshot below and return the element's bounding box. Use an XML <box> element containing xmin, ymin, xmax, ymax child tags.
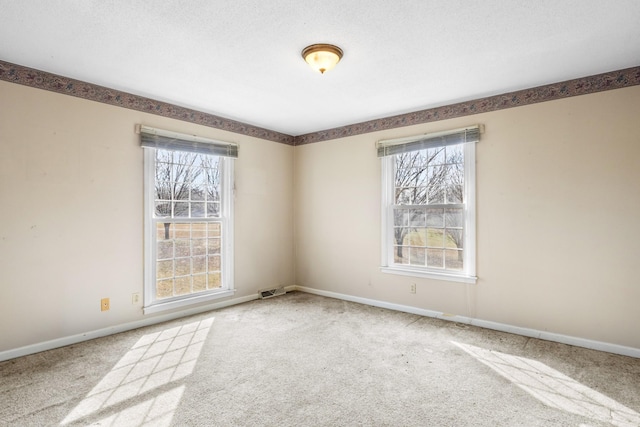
<box><xmin>174</xmin><ymin>223</ymin><xmax>190</xmax><ymax>238</ymax></box>
<box><xmin>208</xmin><ymin>255</ymin><xmax>221</xmax><ymax>271</ymax></box>
<box><xmin>173</xmin><ymin>183</ymin><xmax>190</xmax><ymax>200</ymax></box>
<box><xmin>171</xmin><ymin>162</ymin><xmax>191</xmax><ymax>184</ymax></box>
<box><xmin>193</xmin><ymin>274</ymin><xmax>207</xmax><ymax>292</ymax></box>
<box><xmin>192</xmin><ymin>256</ymin><xmax>206</xmax><ymax>274</ymax></box>
<box><xmin>155</xmin><ymin>202</ymin><xmax>171</xmax><ymax>218</ymax></box>
<box><xmin>175</xmin><ymin>258</ymin><xmax>190</xmax><ymax>276</ymax></box>
<box><xmin>393</xmin><ymin>209</ymin><xmax>408</xmax><ymax>227</ymax></box>
<box><xmin>174</xmin><ymin>202</ymin><xmax>189</xmax><ymax>217</ymax></box>
<box><xmin>175</xmin><ymin>239</ymin><xmax>190</xmax><ymax>257</ymax></box>
<box><xmin>445</xmin><ymin>144</ymin><xmax>464</xmax><ymax>164</ymax></box>
<box><xmin>413</xmin><ymin>186</ymin><xmax>427</xmax><ymax>204</ymax></box>
<box><xmin>410</xmin><ymin>247</ymin><xmax>426</xmax><ymax>266</ymax></box>
<box><xmin>208</xmin><ymin>272</ymin><xmax>222</xmax><ymax>289</ymax></box>
<box><xmin>393</xmin><ymin>228</ymin><xmax>408</xmax><ymax>252</ymax></box>
<box><xmin>208</xmin><ymin>222</ymin><xmax>221</xmax><ymax>237</ymax></box>
<box><xmin>426</xmin><ymin>166</ymin><xmax>445</xmax><ymax>203</ymax></box>
<box><xmin>156</xmin><ymin>279</ymin><xmax>173</xmax><ymax>299</ymax></box>
<box><xmin>427</xmin><ymin>228</ymin><xmax>444</xmax><ymax>247</ymax></box>
<box><xmin>155</xmin><ymin>181</ymin><xmax>172</xmax><ymax>200</ymax></box>
<box><xmin>408</xmin><ymin>229</ymin><xmax>425</xmax><ymax>246</ymax></box>
<box><xmin>157</xmin><ymin>260</ymin><xmax>173</xmax><ymax>279</ymax></box>
<box><xmin>191</xmin><ymin>186</ymin><xmax>205</xmax><ymax>201</ymax></box>
<box><xmin>207</xmin><ymin>202</ymin><xmax>220</xmax><ymax>217</ymax></box>
<box><xmin>446</xmin><ymin>229</ymin><xmax>463</xmax><ymax>249</ymax></box>
<box><xmin>414</xmin><ymin>169</ymin><xmax>428</xmax><ymax>186</ymax></box>
<box><xmin>426</xmin><ymin>147</ymin><xmax>445</xmax><ymax>165</ymax></box>
<box><xmin>427</xmin><ymin>249</ymin><xmax>444</xmax><ymax>268</ymax></box>
<box><xmin>191</xmin><ymin>202</ymin><xmax>206</xmax><ymax>218</ymax></box>
<box><xmin>394</xmin><ymin>151</ymin><xmax>420</xmax><ymax>179</ymax></box>
<box><xmin>445</xmin><ymin>208</ymin><xmax>463</xmax><ymax>228</ymax></box>
<box><xmin>175</xmin><ymin>276</ymin><xmax>191</xmax><ymax>295</ymax></box>
<box><xmin>426</xmin><ymin>208</ymin><xmax>444</xmax><ymax>227</ymax></box>
<box><xmin>445</xmin><ymin>249</ymin><xmax>463</xmax><ymax>271</ymax></box>
<box><xmin>395</xmin><ymin>188</ymin><xmax>412</xmax><ymax>205</ymax></box>
<box><xmin>157</xmin><ymin>240</ymin><xmax>173</xmax><ymax>260</ymax></box>
<box><xmin>409</xmin><ymin>209</ymin><xmax>426</xmax><ymax>227</ymax></box>
<box><xmin>207</xmin><ymin>185</ymin><xmax>220</xmax><ymax>202</ymax></box>
<box><xmin>157</xmin><ymin>222</ymin><xmax>173</xmax><ymax>240</ymax></box>
<box><xmin>394</xmin><ymin>246</ymin><xmax>408</xmax><ymax>264</ymax></box>
<box><xmin>191</xmin><ymin>223</ymin><xmax>206</xmax><ymax>238</ymax></box>
<box><xmin>207</xmin><ymin>238</ymin><xmax>221</xmax><ymax>255</ymax></box>
<box><xmin>156</xmin><ymin>159</ymin><xmax>169</xmax><ymax>175</ymax></box>
<box><xmin>192</xmin><ymin>239</ymin><xmax>206</xmax><ymax>256</ymax></box>
<box><xmin>446</xmin><ymin>185</ymin><xmax>463</xmax><ymax>204</ymax></box>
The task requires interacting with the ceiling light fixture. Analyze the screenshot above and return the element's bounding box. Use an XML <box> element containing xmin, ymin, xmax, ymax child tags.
<box><xmin>301</xmin><ymin>44</ymin><xmax>343</xmax><ymax>74</ymax></box>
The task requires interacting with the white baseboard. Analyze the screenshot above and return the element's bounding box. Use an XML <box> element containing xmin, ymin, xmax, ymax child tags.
<box><xmin>3</xmin><ymin>286</ymin><xmax>638</xmax><ymax>362</ymax></box>
<box><xmin>0</xmin><ymin>293</ymin><xmax>259</xmax><ymax>362</ymax></box>
<box><xmin>293</xmin><ymin>286</ymin><xmax>640</xmax><ymax>359</ymax></box>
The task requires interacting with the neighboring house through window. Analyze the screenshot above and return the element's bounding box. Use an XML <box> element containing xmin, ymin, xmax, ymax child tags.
<box><xmin>141</xmin><ymin>125</ymin><xmax>237</xmax><ymax>314</ymax></box>
<box><xmin>379</xmin><ymin>125</ymin><xmax>480</xmax><ymax>283</ymax></box>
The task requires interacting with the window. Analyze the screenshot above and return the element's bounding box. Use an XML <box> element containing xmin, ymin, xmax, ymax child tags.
<box><xmin>141</xmin><ymin>126</ymin><xmax>237</xmax><ymax>313</ymax></box>
<box><xmin>380</xmin><ymin>126</ymin><xmax>479</xmax><ymax>283</ymax></box>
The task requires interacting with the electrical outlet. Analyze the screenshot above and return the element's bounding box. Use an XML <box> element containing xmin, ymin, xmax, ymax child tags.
<box><xmin>101</xmin><ymin>298</ymin><xmax>110</xmax><ymax>311</ymax></box>
<box><xmin>132</xmin><ymin>292</ymin><xmax>140</xmax><ymax>305</ymax></box>
<box><xmin>410</xmin><ymin>283</ymin><xmax>416</xmax><ymax>294</ymax></box>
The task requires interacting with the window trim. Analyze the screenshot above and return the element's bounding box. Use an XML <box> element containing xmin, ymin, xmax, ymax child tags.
<box><xmin>143</xmin><ymin>146</ymin><xmax>235</xmax><ymax>315</ymax></box>
<box><xmin>380</xmin><ymin>131</ymin><xmax>477</xmax><ymax>284</ymax></box>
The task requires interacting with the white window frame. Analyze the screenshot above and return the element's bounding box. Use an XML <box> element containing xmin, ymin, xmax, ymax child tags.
<box><xmin>380</xmin><ymin>128</ymin><xmax>478</xmax><ymax>284</ymax></box>
<box><xmin>142</xmin><ymin>130</ymin><xmax>235</xmax><ymax>314</ymax></box>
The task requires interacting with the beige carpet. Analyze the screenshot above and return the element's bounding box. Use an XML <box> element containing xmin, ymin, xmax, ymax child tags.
<box><xmin>1</xmin><ymin>291</ymin><xmax>639</xmax><ymax>426</ymax></box>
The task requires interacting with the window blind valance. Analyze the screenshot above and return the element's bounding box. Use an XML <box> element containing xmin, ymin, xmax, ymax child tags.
<box><xmin>376</xmin><ymin>125</ymin><xmax>481</xmax><ymax>157</ymax></box>
<box><xmin>138</xmin><ymin>125</ymin><xmax>238</xmax><ymax>158</ymax></box>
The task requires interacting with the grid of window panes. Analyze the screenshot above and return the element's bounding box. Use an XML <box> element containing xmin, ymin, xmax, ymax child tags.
<box><xmin>393</xmin><ymin>143</ymin><xmax>464</xmax><ymax>270</ymax></box>
<box><xmin>155</xmin><ymin>222</ymin><xmax>222</xmax><ymax>299</ymax></box>
<box><xmin>154</xmin><ymin>149</ymin><xmax>223</xmax><ymax>299</ymax></box>
<box><xmin>154</xmin><ymin>150</ymin><xmax>220</xmax><ymax>219</ymax></box>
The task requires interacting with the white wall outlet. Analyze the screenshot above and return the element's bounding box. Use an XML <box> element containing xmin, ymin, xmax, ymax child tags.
<box><xmin>410</xmin><ymin>283</ymin><xmax>416</xmax><ymax>294</ymax></box>
<box><xmin>132</xmin><ymin>292</ymin><xmax>140</xmax><ymax>304</ymax></box>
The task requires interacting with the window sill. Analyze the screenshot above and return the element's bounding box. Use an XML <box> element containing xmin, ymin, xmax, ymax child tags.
<box><xmin>380</xmin><ymin>266</ymin><xmax>477</xmax><ymax>284</ymax></box>
<box><xmin>144</xmin><ymin>289</ymin><xmax>235</xmax><ymax>315</ymax></box>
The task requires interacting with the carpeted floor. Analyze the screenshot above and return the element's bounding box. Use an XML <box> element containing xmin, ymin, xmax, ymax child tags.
<box><xmin>1</xmin><ymin>291</ymin><xmax>639</xmax><ymax>426</ymax></box>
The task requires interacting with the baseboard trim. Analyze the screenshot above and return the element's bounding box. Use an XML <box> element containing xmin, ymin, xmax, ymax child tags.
<box><xmin>4</xmin><ymin>286</ymin><xmax>638</xmax><ymax>362</ymax></box>
<box><xmin>0</xmin><ymin>293</ymin><xmax>258</xmax><ymax>362</ymax></box>
<box><xmin>293</xmin><ymin>286</ymin><xmax>640</xmax><ymax>359</ymax></box>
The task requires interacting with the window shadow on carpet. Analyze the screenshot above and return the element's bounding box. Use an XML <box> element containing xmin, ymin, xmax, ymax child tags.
<box><xmin>452</xmin><ymin>341</ymin><xmax>640</xmax><ymax>427</ymax></box>
<box><xmin>60</xmin><ymin>317</ymin><xmax>214</xmax><ymax>426</ymax></box>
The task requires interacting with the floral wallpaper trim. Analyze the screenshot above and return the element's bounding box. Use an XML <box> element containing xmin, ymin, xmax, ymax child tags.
<box><xmin>1</xmin><ymin>60</ymin><xmax>638</xmax><ymax>147</ymax></box>
<box><xmin>294</xmin><ymin>66</ymin><xmax>640</xmax><ymax>145</ymax></box>
<box><xmin>0</xmin><ymin>60</ymin><xmax>295</xmax><ymax>146</ymax></box>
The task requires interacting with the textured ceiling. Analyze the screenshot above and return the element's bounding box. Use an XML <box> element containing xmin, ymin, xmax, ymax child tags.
<box><xmin>1</xmin><ymin>1</ymin><xmax>639</xmax><ymax>136</ymax></box>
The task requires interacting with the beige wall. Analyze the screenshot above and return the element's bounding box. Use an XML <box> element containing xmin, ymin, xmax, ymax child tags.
<box><xmin>1</xmin><ymin>79</ymin><xmax>639</xmax><ymax>354</ymax></box>
<box><xmin>294</xmin><ymin>86</ymin><xmax>640</xmax><ymax>349</ymax></box>
<box><xmin>0</xmin><ymin>81</ymin><xmax>294</xmax><ymax>352</ymax></box>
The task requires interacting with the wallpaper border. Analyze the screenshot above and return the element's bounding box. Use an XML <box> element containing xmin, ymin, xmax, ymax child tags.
<box><xmin>1</xmin><ymin>59</ymin><xmax>638</xmax><ymax>146</ymax></box>
<box><xmin>294</xmin><ymin>66</ymin><xmax>640</xmax><ymax>145</ymax></box>
<box><xmin>0</xmin><ymin>60</ymin><xmax>295</xmax><ymax>146</ymax></box>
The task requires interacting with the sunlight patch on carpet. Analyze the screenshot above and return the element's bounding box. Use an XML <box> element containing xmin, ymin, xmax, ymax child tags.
<box><xmin>87</xmin><ymin>385</ymin><xmax>184</xmax><ymax>427</ymax></box>
<box><xmin>452</xmin><ymin>341</ymin><xmax>640</xmax><ymax>427</ymax></box>
<box><xmin>60</xmin><ymin>318</ymin><xmax>213</xmax><ymax>426</ymax></box>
